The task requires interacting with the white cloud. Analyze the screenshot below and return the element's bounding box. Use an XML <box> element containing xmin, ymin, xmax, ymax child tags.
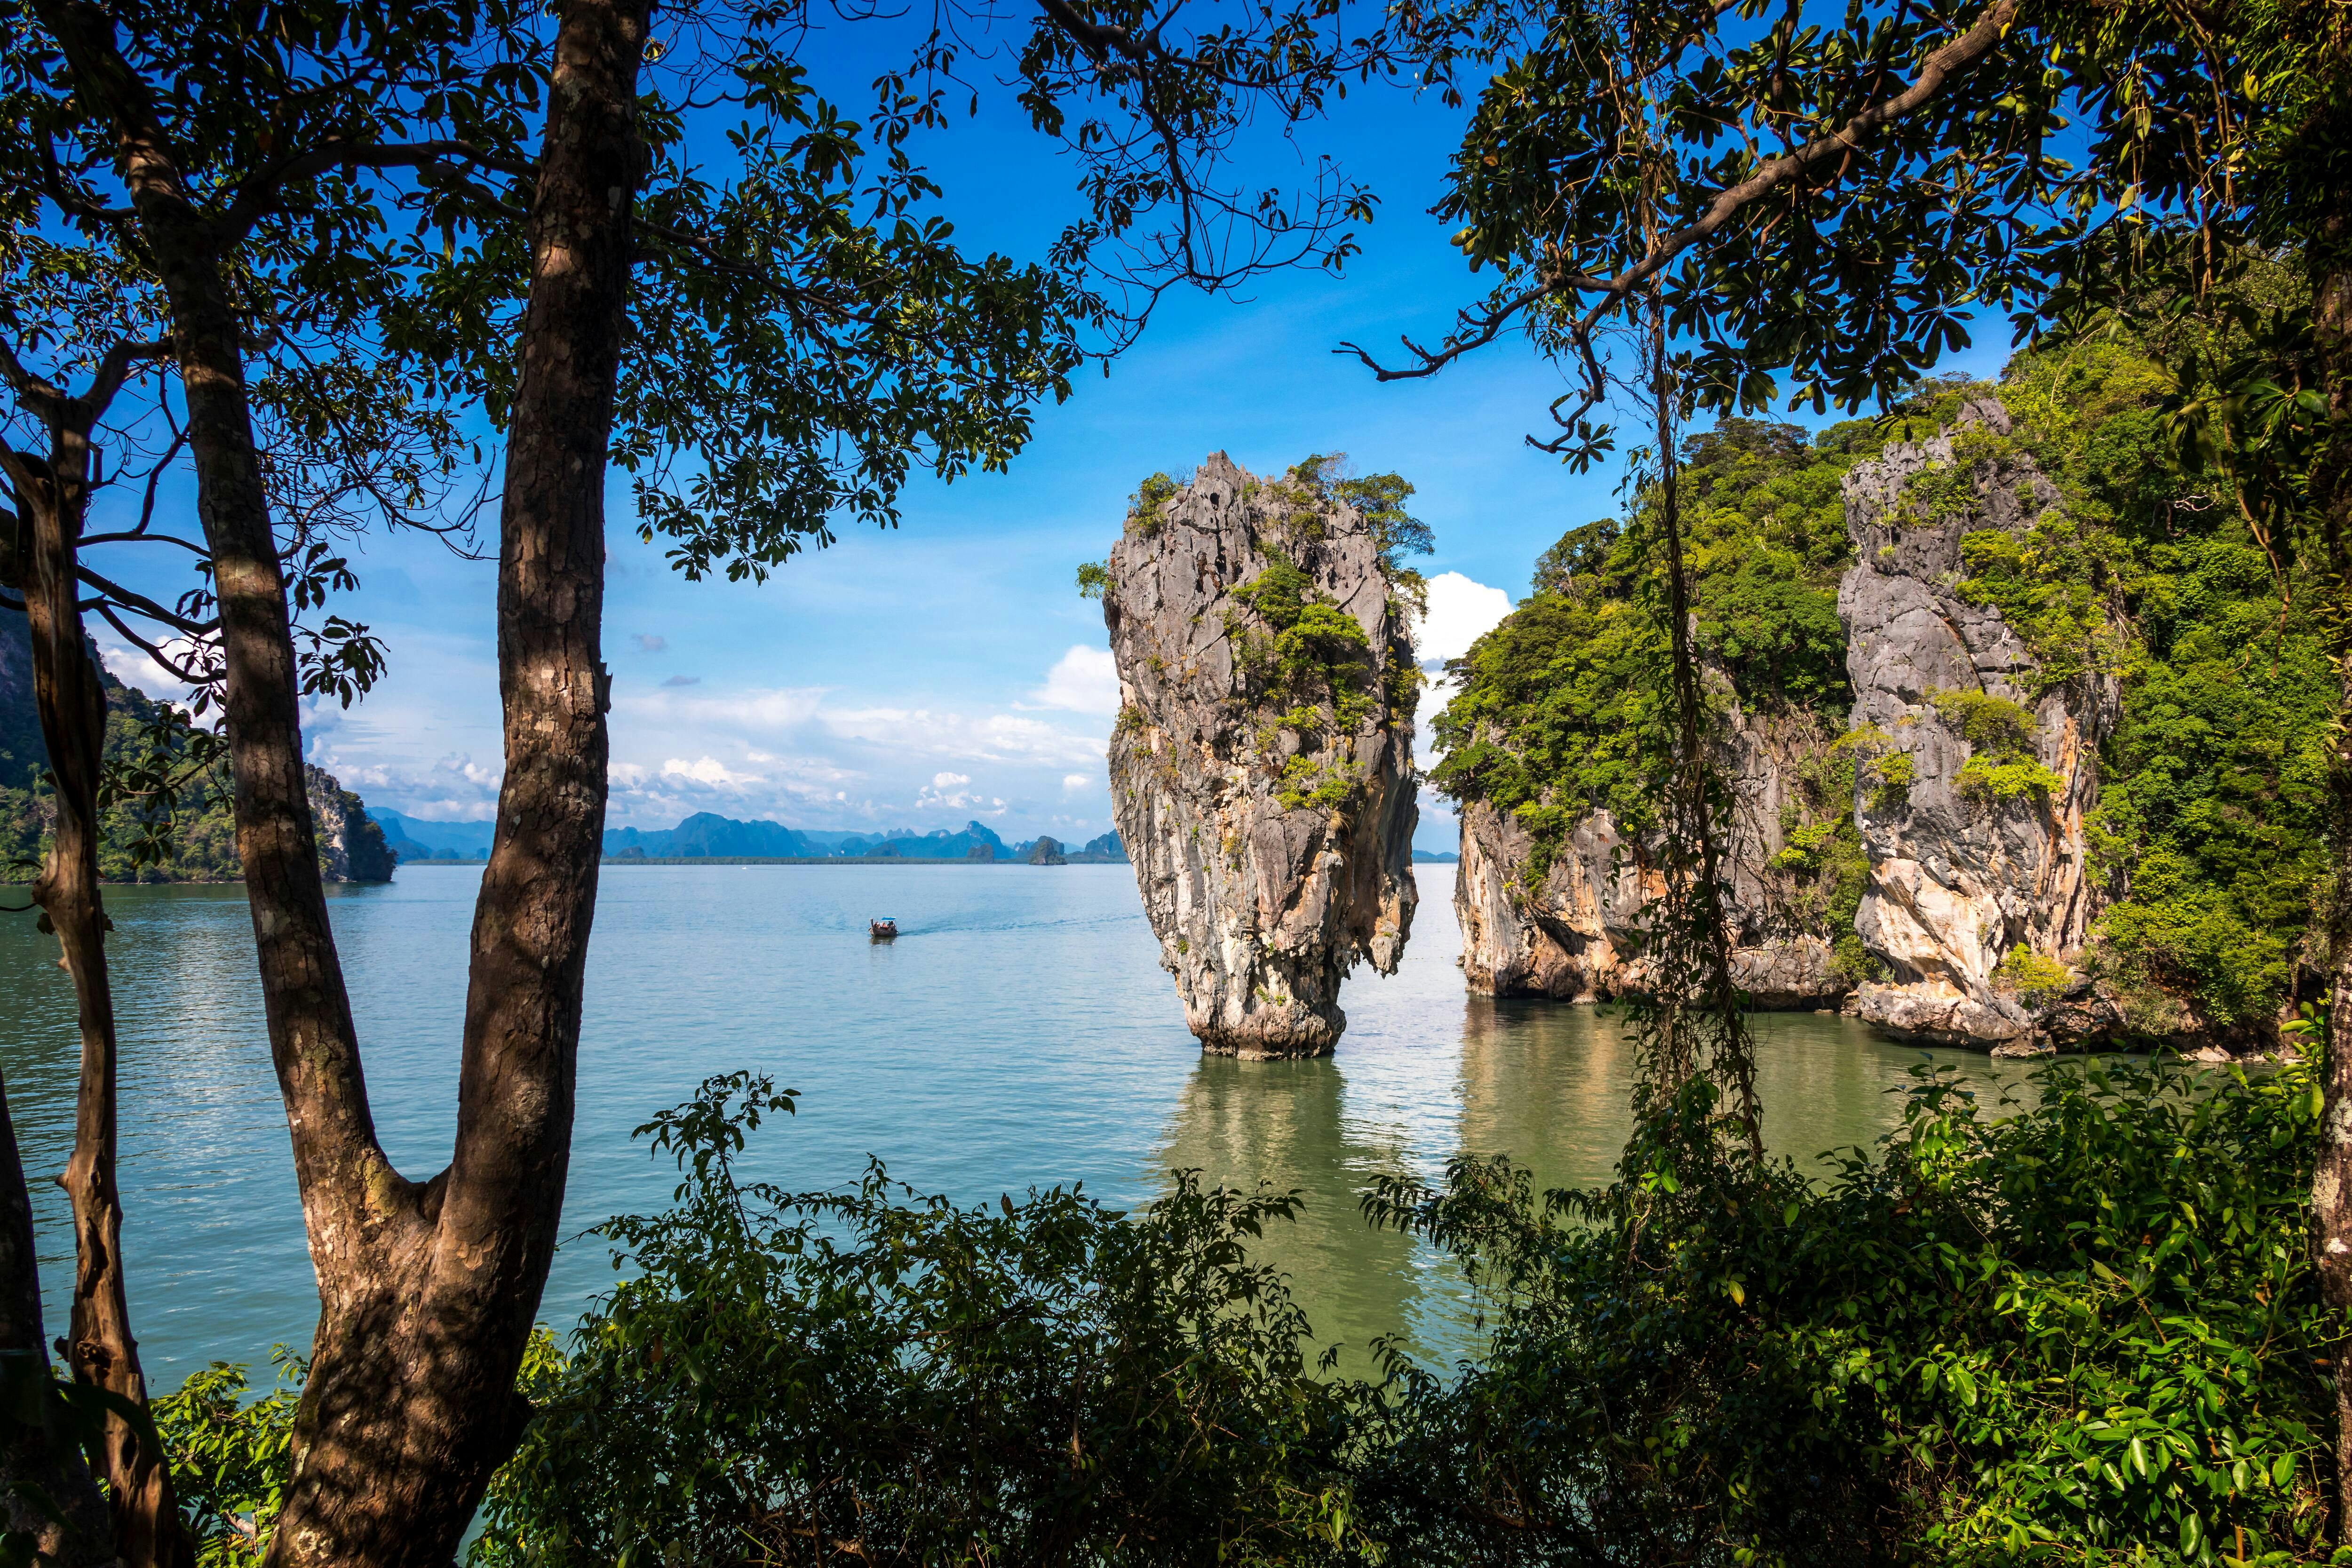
<box><xmin>1031</xmin><ymin>645</ymin><xmax>1120</xmax><ymax>716</ymax></box>
<box><xmin>1062</xmin><ymin>773</ymin><xmax>1090</xmax><ymax>792</ymax></box>
<box><xmin>933</xmin><ymin>771</ymin><xmax>971</xmax><ymax>788</ymax></box>
<box><xmin>1411</xmin><ymin>572</ymin><xmax>1513</xmax><ymax>666</ymax></box>
<box><xmin>660</xmin><ymin>756</ymin><xmax>762</xmax><ymax>788</ymax></box>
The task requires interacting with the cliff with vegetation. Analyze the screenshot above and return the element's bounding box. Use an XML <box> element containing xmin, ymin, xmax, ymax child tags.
<box><xmin>1435</xmin><ymin>331</ymin><xmax>2333</xmax><ymax>1053</ymax></box>
<box><xmin>1097</xmin><ymin>452</ymin><xmax>1420</xmax><ymax>1057</ymax></box>
<box><xmin>1438</xmin><ymin>418</ymin><xmax>1869</xmax><ymax>1011</ymax></box>
<box><xmin>0</xmin><ymin>608</ymin><xmax>392</xmax><ymax>883</ymax></box>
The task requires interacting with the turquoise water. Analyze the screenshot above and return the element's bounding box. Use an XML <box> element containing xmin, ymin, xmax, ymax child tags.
<box><xmin>0</xmin><ymin>864</ymin><xmax>2020</xmax><ymax>1378</ymax></box>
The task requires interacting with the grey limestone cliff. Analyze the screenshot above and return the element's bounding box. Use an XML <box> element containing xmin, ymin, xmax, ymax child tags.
<box><xmin>1104</xmin><ymin>453</ymin><xmax>1417</xmax><ymax>1057</ymax></box>
<box><xmin>1454</xmin><ymin>699</ymin><xmax>1850</xmax><ymax>1010</ymax></box>
<box><xmin>306</xmin><ymin>766</ymin><xmax>396</xmax><ymax>883</ymax></box>
<box><xmin>1836</xmin><ymin>398</ymin><xmax>2116</xmax><ymax>1047</ymax></box>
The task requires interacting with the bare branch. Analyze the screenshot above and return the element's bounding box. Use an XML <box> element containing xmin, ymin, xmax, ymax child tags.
<box><xmin>93</xmin><ymin>602</ymin><xmax>214</xmax><ymax>686</ymax></box>
<box><xmin>75</xmin><ymin>564</ymin><xmax>217</xmax><ymax>636</ymax></box>
<box><xmin>80</xmin><ymin>337</ymin><xmax>173</xmax><ymax>422</ymax></box>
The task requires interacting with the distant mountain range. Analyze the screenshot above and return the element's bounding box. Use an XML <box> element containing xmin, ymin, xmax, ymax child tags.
<box><xmin>368</xmin><ymin>808</ymin><xmax>1127</xmax><ymax>865</ymax></box>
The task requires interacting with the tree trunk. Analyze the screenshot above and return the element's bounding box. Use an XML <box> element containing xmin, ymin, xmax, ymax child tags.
<box><xmin>0</xmin><ymin>1066</ymin><xmax>112</xmax><ymax>1568</ymax></box>
<box><xmin>5</xmin><ymin>430</ymin><xmax>186</xmax><ymax>1568</ymax></box>
<box><xmin>2309</xmin><ymin>242</ymin><xmax>2352</xmax><ymax>1539</ymax></box>
<box><xmin>267</xmin><ymin>1</ymin><xmax>637</xmax><ymax>1557</ymax></box>
<box><xmin>32</xmin><ymin>1</ymin><xmax>643</xmax><ymax>1560</ymax></box>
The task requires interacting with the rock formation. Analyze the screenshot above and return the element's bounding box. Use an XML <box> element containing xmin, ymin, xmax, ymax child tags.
<box><xmin>1026</xmin><ymin>835</ymin><xmax>1067</xmax><ymax>866</ymax></box>
<box><xmin>306</xmin><ymin>766</ymin><xmax>396</xmax><ymax>883</ymax></box>
<box><xmin>1837</xmin><ymin>398</ymin><xmax>2116</xmax><ymax>1046</ymax></box>
<box><xmin>1103</xmin><ymin>453</ymin><xmax>1418</xmax><ymax>1057</ymax></box>
<box><xmin>1454</xmin><ymin>700</ymin><xmax>1850</xmax><ymax>1011</ymax></box>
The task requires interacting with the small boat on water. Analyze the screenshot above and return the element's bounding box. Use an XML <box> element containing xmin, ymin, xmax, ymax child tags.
<box><xmin>869</xmin><ymin>918</ymin><xmax>898</xmax><ymax>942</ymax></box>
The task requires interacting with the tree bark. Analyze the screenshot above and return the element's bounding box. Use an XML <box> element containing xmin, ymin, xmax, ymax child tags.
<box><xmin>0</xmin><ymin>1066</ymin><xmax>112</xmax><ymax>1568</ymax></box>
<box><xmin>31</xmin><ymin>1</ymin><xmax>642</xmax><ymax>1561</ymax></box>
<box><xmin>3</xmin><ymin>426</ymin><xmax>187</xmax><ymax>1568</ymax></box>
<box><xmin>2309</xmin><ymin>237</ymin><xmax>2352</xmax><ymax>1538</ymax></box>
<box><xmin>267</xmin><ymin>0</ymin><xmax>637</xmax><ymax>1556</ymax></box>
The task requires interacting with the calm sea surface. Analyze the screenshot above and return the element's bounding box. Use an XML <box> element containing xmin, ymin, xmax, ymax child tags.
<box><xmin>0</xmin><ymin>863</ymin><xmax>2025</xmax><ymax>1382</ymax></box>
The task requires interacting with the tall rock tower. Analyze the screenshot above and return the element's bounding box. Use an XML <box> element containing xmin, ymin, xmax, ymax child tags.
<box><xmin>1101</xmin><ymin>453</ymin><xmax>1418</xmax><ymax>1057</ymax></box>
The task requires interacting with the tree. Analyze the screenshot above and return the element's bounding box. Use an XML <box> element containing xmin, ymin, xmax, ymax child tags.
<box><xmin>1314</xmin><ymin>0</ymin><xmax>2352</xmax><ymax>1530</ymax></box>
<box><xmin>2</xmin><ymin>0</ymin><xmax>1388</xmax><ymax>1561</ymax></box>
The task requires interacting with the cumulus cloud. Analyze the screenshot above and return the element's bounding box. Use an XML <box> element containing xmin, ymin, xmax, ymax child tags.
<box><xmin>1031</xmin><ymin>645</ymin><xmax>1120</xmax><ymax>716</ymax></box>
<box><xmin>1062</xmin><ymin>773</ymin><xmax>1091</xmax><ymax>792</ymax></box>
<box><xmin>660</xmin><ymin>756</ymin><xmax>761</xmax><ymax>788</ymax></box>
<box><xmin>1411</xmin><ymin>572</ymin><xmax>1513</xmax><ymax>666</ymax></box>
<box><xmin>632</xmin><ymin>634</ymin><xmax>667</xmax><ymax>653</ymax></box>
<box><xmin>918</xmin><ymin>771</ymin><xmax>991</xmax><ymax>812</ymax></box>
<box><xmin>326</xmin><ymin>753</ymin><xmax>504</xmax><ymax>818</ymax></box>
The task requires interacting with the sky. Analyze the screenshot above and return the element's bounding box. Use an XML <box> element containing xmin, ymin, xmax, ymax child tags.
<box><xmin>78</xmin><ymin>17</ymin><xmax>2016</xmax><ymax>854</ymax></box>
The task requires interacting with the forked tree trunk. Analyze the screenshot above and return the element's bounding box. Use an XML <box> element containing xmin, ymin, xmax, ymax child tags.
<box><xmin>6</xmin><ymin>423</ymin><xmax>186</xmax><ymax>1566</ymax></box>
<box><xmin>32</xmin><ymin>0</ymin><xmax>644</xmax><ymax>1560</ymax></box>
<box><xmin>265</xmin><ymin>0</ymin><xmax>639</xmax><ymax>1557</ymax></box>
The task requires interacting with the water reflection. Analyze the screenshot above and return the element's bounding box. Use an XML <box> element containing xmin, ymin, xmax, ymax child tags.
<box><xmin>1154</xmin><ymin>1055</ymin><xmax>1427</xmax><ymax>1369</ymax></box>
<box><xmin>2</xmin><ymin>862</ymin><xmax>2034</xmax><ymax>1381</ymax></box>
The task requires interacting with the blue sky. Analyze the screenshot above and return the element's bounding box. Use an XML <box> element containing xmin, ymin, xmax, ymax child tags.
<box><xmin>84</xmin><ymin>20</ymin><xmax>2016</xmax><ymax>852</ymax></box>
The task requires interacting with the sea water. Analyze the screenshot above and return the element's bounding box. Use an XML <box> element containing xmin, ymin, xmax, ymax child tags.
<box><xmin>0</xmin><ymin>864</ymin><xmax>2021</xmax><ymax>1377</ymax></box>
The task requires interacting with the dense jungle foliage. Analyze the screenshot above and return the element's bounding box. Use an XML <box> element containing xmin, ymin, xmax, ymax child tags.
<box><xmin>0</xmin><ymin>668</ymin><xmax>244</xmax><ymax>882</ymax></box>
<box><xmin>163</xmin><ymin>1055</ymin><xmax>2334</xmax><ymax>1566</ymax></box>
<box><xmin>1429</xmin><ymin>315</ymin><xmax>2336</xmax><ymax>1030</ymax></box>
<box><xmin>0</xmin><ymin>625</ymin><xmax>388</xmax><ymax>883</ymax></box>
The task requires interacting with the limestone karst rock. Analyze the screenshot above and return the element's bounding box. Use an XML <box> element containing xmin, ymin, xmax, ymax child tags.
<box><xmin>1836</xmin><ymin>397</ymin><xmax>2116</xmax><ymax>1046</ymax></box>
<box><xmin>1453</xmin><ymin>700</ymin><xmax>1850</xmax><ymax>1011</ymax></box>
<box><xmin>305</xmin><ymin>765</ymin><xmax>397</xmax><ymax>883</ymax></box>
<box><xmin>1102</xmin><ymin>453</ymin><xmax>1418</xmax><ymax>1057</ymax></box>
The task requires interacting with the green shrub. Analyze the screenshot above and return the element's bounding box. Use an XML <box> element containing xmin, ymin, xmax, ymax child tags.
<box><xmin>1127</xmin><ymin>471</ymin><xmax>1180</xmax><ymax>535</ymax></box>
<box><xmin>155</xmin><ymin>1352</ymin><xmax>302</xmax><ymax>1567</ymax></box>
<box><xmin>473</xmin><ymin>1074</ymin><xmax>1375</xmax><ymax>1568</ymax></box>
<box><xmin>1990</xmin><ymin>945</ymin><xmax>2073</xmax><ymax>1006</ymax></box>
<box><xmin>1356</xmin><ymin>1052</ymin><xmax>2334</xmax><ymax>1566</ymax></box>
<box><xmin>1075</xmin><ymin>561</ymin><xmax>1110</xmax><ymax>600</ymax></box>
<box><xmin>1868</xmin><ymin>749</ymin><xmax>1916</xmax><ymax>811</ymax></box>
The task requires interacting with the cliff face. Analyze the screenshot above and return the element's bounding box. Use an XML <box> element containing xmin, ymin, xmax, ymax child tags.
<box><xmin>1104</xmin><ymin>452</ymin><xmax>1417</xmax><ymax>1058</ymax></box>
<box><xmin>1837</xmin><ymin>398</ymin><xmax>2116</xmax><ymax>1046</ymax></box>
<box><xmin>1454</xmin><ymin>700</ymin><xmax>1849</xmax><ymax>1010</ymax></box>
<box><xmin>305</xmin><ymin>766</ymin><xmax>396</xmax><ymax>883</ymax></box>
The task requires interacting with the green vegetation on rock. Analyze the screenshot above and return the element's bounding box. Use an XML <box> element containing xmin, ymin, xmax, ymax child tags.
<box><xmin>1433</xmin><ymin>313</ymin><xmax>2336</xmax><ymax>1030</ymax></box>
<box><xmin>1433</xmin><ymin>416</ymin><xmax>1872</xmax><ymax>906</ymax></box>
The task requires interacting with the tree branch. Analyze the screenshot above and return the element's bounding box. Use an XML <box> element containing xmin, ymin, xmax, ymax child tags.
<box><xmin>75</xmin><ymin>564</ymin><xmax>216</xmax><ymax>636</ymax></box>
<box><xmin>220</xmin><ymin>139</ymin><xmax>536</xmax><ymax>242</ymax></box>
<box><xmin>92</xmin><ymin>602</ymin><xmax>213</xmax><ymax>685</ymax></box>
<box><xmin>1338</xmin><ymin>0</ymin><xmax>2022</xmax><ymax>383</ymax></box>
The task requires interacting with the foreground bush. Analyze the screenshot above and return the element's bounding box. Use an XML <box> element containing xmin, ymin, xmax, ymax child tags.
<box><xmin>469</xmin><ymin>1072</ymin><xmax>1373</xmax><ymax>1568</ymax></box>
<box><xmin>1356</xmin><ymin>1053</ymin><xmax>2336</xmax><ymax>1566</ymax></box>
<box><xmin>164</xmin><ymin>1054</ymin><xmax>2338</xmax><ymax>1566</ymax></box>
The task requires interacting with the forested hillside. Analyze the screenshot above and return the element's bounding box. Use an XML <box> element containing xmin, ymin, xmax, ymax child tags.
<box><xmin>1434</xmin><ymin>317</ymin><xmax>2336</xmax><ymax>1043</ymax></box>
<box><xmin>0</xmin><ymin>609</ymin><xmax>390</xmax><ymax>883</ymax></box>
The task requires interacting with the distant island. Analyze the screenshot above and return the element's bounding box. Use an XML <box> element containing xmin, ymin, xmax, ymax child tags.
<box><xmin>373</xmin><ymin>809</ymin><xmax>1128</xmax><ymax>866</ymax></box>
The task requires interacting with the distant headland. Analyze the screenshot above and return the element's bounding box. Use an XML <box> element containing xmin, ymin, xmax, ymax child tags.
<box><xmin>371</xmin><ymin>809</ymin><xmax>1128</xmax><ymax>867</ymax></box>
